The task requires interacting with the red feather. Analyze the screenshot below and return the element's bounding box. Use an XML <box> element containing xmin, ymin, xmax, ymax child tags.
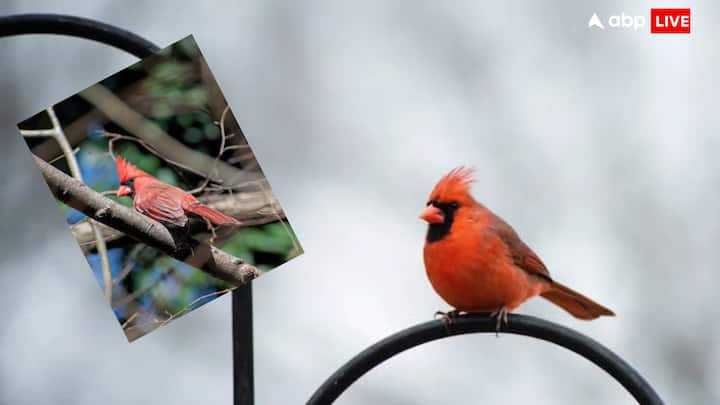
<box><xmin>184</xmin><ymin>204</ymin><xmax>241</xmax><ymax>225</ymax></box>
<box><xmin>115</xmin><ymin>157</ymin><xmax>241</xmax><ymax>227</ymax></box>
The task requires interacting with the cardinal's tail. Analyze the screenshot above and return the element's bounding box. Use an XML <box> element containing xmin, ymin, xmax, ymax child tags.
<box><xmin>186</xmin><ymin>204</ymin><xmax>241</xmax><ymax>226</ymax></box>
<box><xmin>540</xmin><ymin>282</ymin><xmax>615</xmax><ymax>320</ymax></box>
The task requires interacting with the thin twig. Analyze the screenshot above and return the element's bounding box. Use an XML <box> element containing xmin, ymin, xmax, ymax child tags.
<box><xmin>48</xmin><ymin>107</ymin><xmax>113</xmax><ymax>305</ymax></box>
<box><xmin>159</xmin><ymin>287</ymin><xmax>233</xmax><ymax>326</ymax></box>
<box><xmin>47</xmin><ymin>147</ymin><xmax>79</xmax><ymax>165</ymax></box>
<box><xmin>189</xmin><ymin>105</ymin><xmax>231</xmax><ymax>194</ymax></box>
<box><xmin>113</xmin><ymin>262</ymin><xmax>175</xmax><ymax>308</ymax></box>
<box><xmin>223</xmin><ymin>144</ymin><xmax>250</xmax><ymax>151</ymax></box>
<box><xmin>203</xmin><ymin>217</ymin><xmax>218</xmax><ymax>244</ymax></box>
<box><xmin>123</xmin><ymin>287</ymin><xmax>233</xmax><ymax>332</ymax></box>
<box><xmin>104</xmin><ymin>130</ymin><xmax>221</xmax><ymax>183</ymax></box>
<box><xmin>80</xmin><ymin>85</ymin><xmax>259</xmax><ymax>187</ymax></box>
<box><xmin>121</xmin><ymin>312</ymin><xmax>139</xmax><ymax>329</ymax></box>
<box><xmin>254</xmin><ymin>179</ymin><xmax>301</xmax><ymax>256</ymax></box>
<box><xmin>19</xmin><ymin>129</ymin><xmax>56</xmax><ymax>136</ymax></box>
<box><xmin>112</xmin><ymin>244</ymin><xmax>145</xmax><ymax>286</ymax></box>
<box><xmin>24</xmin><ymin>108</ymin><xmax>114</xmax><ymax>305</ymax></box>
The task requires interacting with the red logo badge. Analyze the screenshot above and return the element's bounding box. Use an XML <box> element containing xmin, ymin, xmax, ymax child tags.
<box><xmin>651</xmin><ymin>8</ymin><xmax>691</xmax><ymax>34</ymax></box>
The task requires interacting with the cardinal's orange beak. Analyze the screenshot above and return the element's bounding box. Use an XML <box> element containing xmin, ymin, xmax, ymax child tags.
<box><xmin>420</xmin><ymin>205</ymin><xmax>444</xmax><ymax>224</ymax></box>
<box><xmin>116</xmin><ymin>185</ymin><xmax>132</xmax><ymax>197</ymax></box>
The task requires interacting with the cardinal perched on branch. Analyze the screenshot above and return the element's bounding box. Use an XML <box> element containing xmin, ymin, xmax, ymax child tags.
<box><xmin>115</xmin><ymin>157</ymin><xmax>241</xmax><ymax>228</ymax></box>
<box><xmin>420</xmin><ymin>167</ymin><xmax>614</xmax><ymax>330</ymax></box>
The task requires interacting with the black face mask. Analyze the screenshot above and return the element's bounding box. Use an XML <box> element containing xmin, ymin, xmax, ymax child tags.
<box><xmin>122</xmin><ymin>177</ymin><xmax>136</xmax><ymax>197</ymax></box>
<box><xmin>425</xmin><ymin>201</ymin><xmax>459</xmax><ymax>243</ymax></box>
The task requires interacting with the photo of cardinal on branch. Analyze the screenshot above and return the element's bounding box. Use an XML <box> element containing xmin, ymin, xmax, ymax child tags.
<box><xmin>18</xmin><ymin>35</ymin><xmax>302</xmax><ymax>341</ymax></box>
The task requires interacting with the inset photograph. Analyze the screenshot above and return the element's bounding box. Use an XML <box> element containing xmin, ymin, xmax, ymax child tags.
<box><xmin>18</xmin><ymin>35</ymin><xmax>302</xmax><ymax>341</ymax></box>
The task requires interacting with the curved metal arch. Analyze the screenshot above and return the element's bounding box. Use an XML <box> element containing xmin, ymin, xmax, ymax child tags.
<box><xmin>307</xmin><ymin>313</ymin><xmax>664</xmax><ymax>404</ymax></box>
<box><xmin>0</xmin><ymin>13</ymin><xmax>159</xmax><ymax>57</ymax></box>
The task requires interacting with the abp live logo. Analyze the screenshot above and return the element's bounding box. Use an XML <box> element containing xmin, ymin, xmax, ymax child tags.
<box><xmin>588</xmin><ymin>8</ymin><xmax>691</xmax><ymax>34</ymax></box>
<box><xmin>651</xmin><ymin>8</ymin><xmax>691</xmax><ymax>34</ymax></box>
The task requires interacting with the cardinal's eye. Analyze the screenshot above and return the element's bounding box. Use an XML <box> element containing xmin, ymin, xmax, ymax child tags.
<box><xmin>449</xmin><ymin>202</ymin><xmax>459</xmax><ymax>209</ymax></box>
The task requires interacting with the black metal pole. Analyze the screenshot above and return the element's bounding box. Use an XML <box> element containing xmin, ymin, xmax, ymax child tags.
<box><xmin>0</xmin><ymin>14</ymin><xmax>159</xmax><ymax>57</ymax></box>
<box><xmin>307</xmin><ymin>313</ymin><xmax>664</xmax><ymax>405</ymax></box>
<box><xmin>232</xmin><ymin>284</ymin><xmax>254</xmax><ymax>405</ymax></box>
<box><xmin>0</xmin><ymin>13</ymin><xmax>255</xmax><ymax>405</ymax></box>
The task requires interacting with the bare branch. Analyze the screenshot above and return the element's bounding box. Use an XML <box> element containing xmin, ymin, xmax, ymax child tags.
<box><xmin>113</xmin><ymin>259</ymin><xmax>175</xmax><ymax>308</ymax></box>
<box><xmin>44</xmin><ymin>107</ymin><xmax>114</xmax><ymax>305</ymax></box>
<box><xmin>79</xmin><ymin>84</ymin><xmax>260</xmax><ymax>187</ymax></box>
<box><xmin>47</xmin><ymin>147</ymin><xmax>79</xmax><ymax>165</ymax></box>
<box><xmin>72</xmin><ymin>191</ymin><xmax>284</xmax><ymax>246</ymax></box>
<box><xmin>123</xmin><ymin>288</ymin><xmax>233</xmax><ymax>336</ymax></box>
<box><xmin>74</xmin><ymin>221</ymin><xmax>126</xmax><ymax>247</ymax></box>
<box><xmin>190</xmin><ymin>105</ymin><xmax>230</xmax><ymax>194</ymax></box>
<box><xmin>113</xmin><ymin>244</ymin><xmax>145</xmax><ymax>286</ymax></box>
<box><xmin>253</xmin><ymin>178</ymin><xmax>301</xmax><ymax>256</ymax></box>
<box><xmin>33</xmin><ymin>155</ymin><xmax>260</xmax><ymax>287</ymax></box>
<box><xmin>22</xmin><ymin>107</ymin><xmax>115</xmax><ymax>304</ymax></box>
<box><xmin>121</xmin><ymin>312</ymin><xmax>139</xmax><ymax>329</ymax></box>
<box><xmin>223</xmin><ymin>144</ymin><xmax>250</xmax><ymax>151</ymax></box>
<box><xmin>20</xmin><ymin>129</ymin><xmax>56</xmax><ymax>136</ymax></box>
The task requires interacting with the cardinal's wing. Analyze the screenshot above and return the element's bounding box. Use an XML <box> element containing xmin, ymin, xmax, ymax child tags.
<box><xmin>134</xmin><ymin>184</ymin><xmax>188</xmax><ymax>227</ymax></box>
<box><xmin>489</xmin><ymin>218</ymin><xmax>553</xmax><ymax>282</ymax></box>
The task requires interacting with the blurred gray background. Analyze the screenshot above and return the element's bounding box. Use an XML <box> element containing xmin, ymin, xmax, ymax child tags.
<box><xmin>0</xmin><ymin>1</ymin><xmax>716</xmax><ymax>404</ymax></box>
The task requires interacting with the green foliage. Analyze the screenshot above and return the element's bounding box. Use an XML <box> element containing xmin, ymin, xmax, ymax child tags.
<box><xmin>151</xmin><ymin>61</ymin><xmax>191</xmax><ymax>84</ymax></box>
<box><xmin>154</xmin><ymin>167</ymin><xmax>180</xmax><ymax>186</ymax></box>
<box><xmin>177</xmin><ymin>112</ymin><xmax>195</xmax><ymax>128</ymax></box>
<box><xmin>222</xmin><ymin>222</ymin><xmax>300</xmax><ymax>269</ymax></box>
<box><xmin>203</xmin><ymin>122</ymin><xmax>220</xmax><ymax>140</ymax></box>
<box><xmin>110</xmin><ymin>194</ymin><xmax>134</xmax><ymax>208</ymax></box>
<box><xmin>139</xmin><ymin>53</ymin><xmax>207</xmax><ymax>120</ymax></box>
<box><xmin>182</xmin><ymin>127</ymin><xmax>204</xmax><ymax>144</ymax></box>
<box><xmin>150</xmin><ymin>102</ymin><xmax>174</xmax><ymax>119</ymax></box>
<box><xmin>116</xmin><ymin>143</ymin><xmax>182</xmax><ymax>188</ymax></box>
<box><xmin>185</xmin><ymin>87</ymin><xmax>208</xmax><ymax>108</ymax></box>
<box><xmin>176</xmin><ymin>37</ymin><xmax>200</xmax><ymax>58</ymax></box>
<box><xmin>118</xmin><ymin>143</ymin><xmax>143</xmax><ymax>164</ymax></box>
<box><xmin>137</xmin><ymin>154</ymin><xmax>162</xmax><ymax>173</ymax></box>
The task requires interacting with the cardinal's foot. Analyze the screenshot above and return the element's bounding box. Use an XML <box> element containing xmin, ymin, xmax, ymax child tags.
<box><xmin>173</xmin><ymin>240</ymin><xmax>195</xmax><ymax>259</ymax></box>
<box><xmin>434</xmin><ymin>309</ymin><xmax>462</xmax><ymax>330</ymax></box>
<box><xmin>490</xmin><ymin>306</ymin><xmax>509</xmax><ymax>336</ymax></box>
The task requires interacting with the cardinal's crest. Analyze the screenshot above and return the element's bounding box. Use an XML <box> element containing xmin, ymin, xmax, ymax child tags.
<box><xmin>115</xmin><ymin>157</ymin><xmax>149</xmax><ymax>183</ymax></box>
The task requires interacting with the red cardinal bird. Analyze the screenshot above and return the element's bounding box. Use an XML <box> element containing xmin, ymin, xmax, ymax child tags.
<box><xmin>420</xmin><ymin>167</ymin><xmax>614</xmax><ymax>328</ymax></box>
<box><xmin>115</xmin><ymin>157</ymin><xmax>241</xmax><ymax>227</ymax></box>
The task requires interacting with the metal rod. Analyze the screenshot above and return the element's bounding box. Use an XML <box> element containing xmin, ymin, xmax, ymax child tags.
<box><xmin>232</xmin><ymin>284</ymin><xmax>255</xmax><ymax>405</ymax></box>
<box><xmin>307</xmin><ymin>313</ymin><xmax>664</xmax><ymax>405</ymax></box>
<box><xmin>0</xmin><ymin>13</ymin><xmax>160</xmax><ymax>56</ymax></box>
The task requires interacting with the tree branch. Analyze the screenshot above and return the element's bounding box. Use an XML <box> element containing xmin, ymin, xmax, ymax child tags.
<box><xmin>33</xmin><ymin>155</ymin><xmax>260</xmax><ymax>286</ymax></box>
<box><xmin>72</xmin><ymin>191</ymin><xmax>285</xmax><ymax>247</ymax></box>
<box><xmin>22</xmin><ymin>107</ymin><xmax>114</xmax><ymax>305</ymax></box>
<box><xmin>79</xmin><ymin>84</ymin><xmax>261</xmax><ymax>188</ymax></box>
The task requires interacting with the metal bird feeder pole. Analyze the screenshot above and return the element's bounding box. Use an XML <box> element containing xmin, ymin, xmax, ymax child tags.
<box><xmin>307</xmin><ymin>313</ymin><xmax>664</xmax><ymax>405</ymax></box>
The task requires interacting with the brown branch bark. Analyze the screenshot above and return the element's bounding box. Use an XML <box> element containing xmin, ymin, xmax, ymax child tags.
<box><xmin>72</xmin><ymin>191</ymin><xmax>285</xmax><ymax>246</ymax></box>
<box><xmin>34</xmin><ymin>155</ymin><xmax>260</xmax><ymax>286</ymax></box>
